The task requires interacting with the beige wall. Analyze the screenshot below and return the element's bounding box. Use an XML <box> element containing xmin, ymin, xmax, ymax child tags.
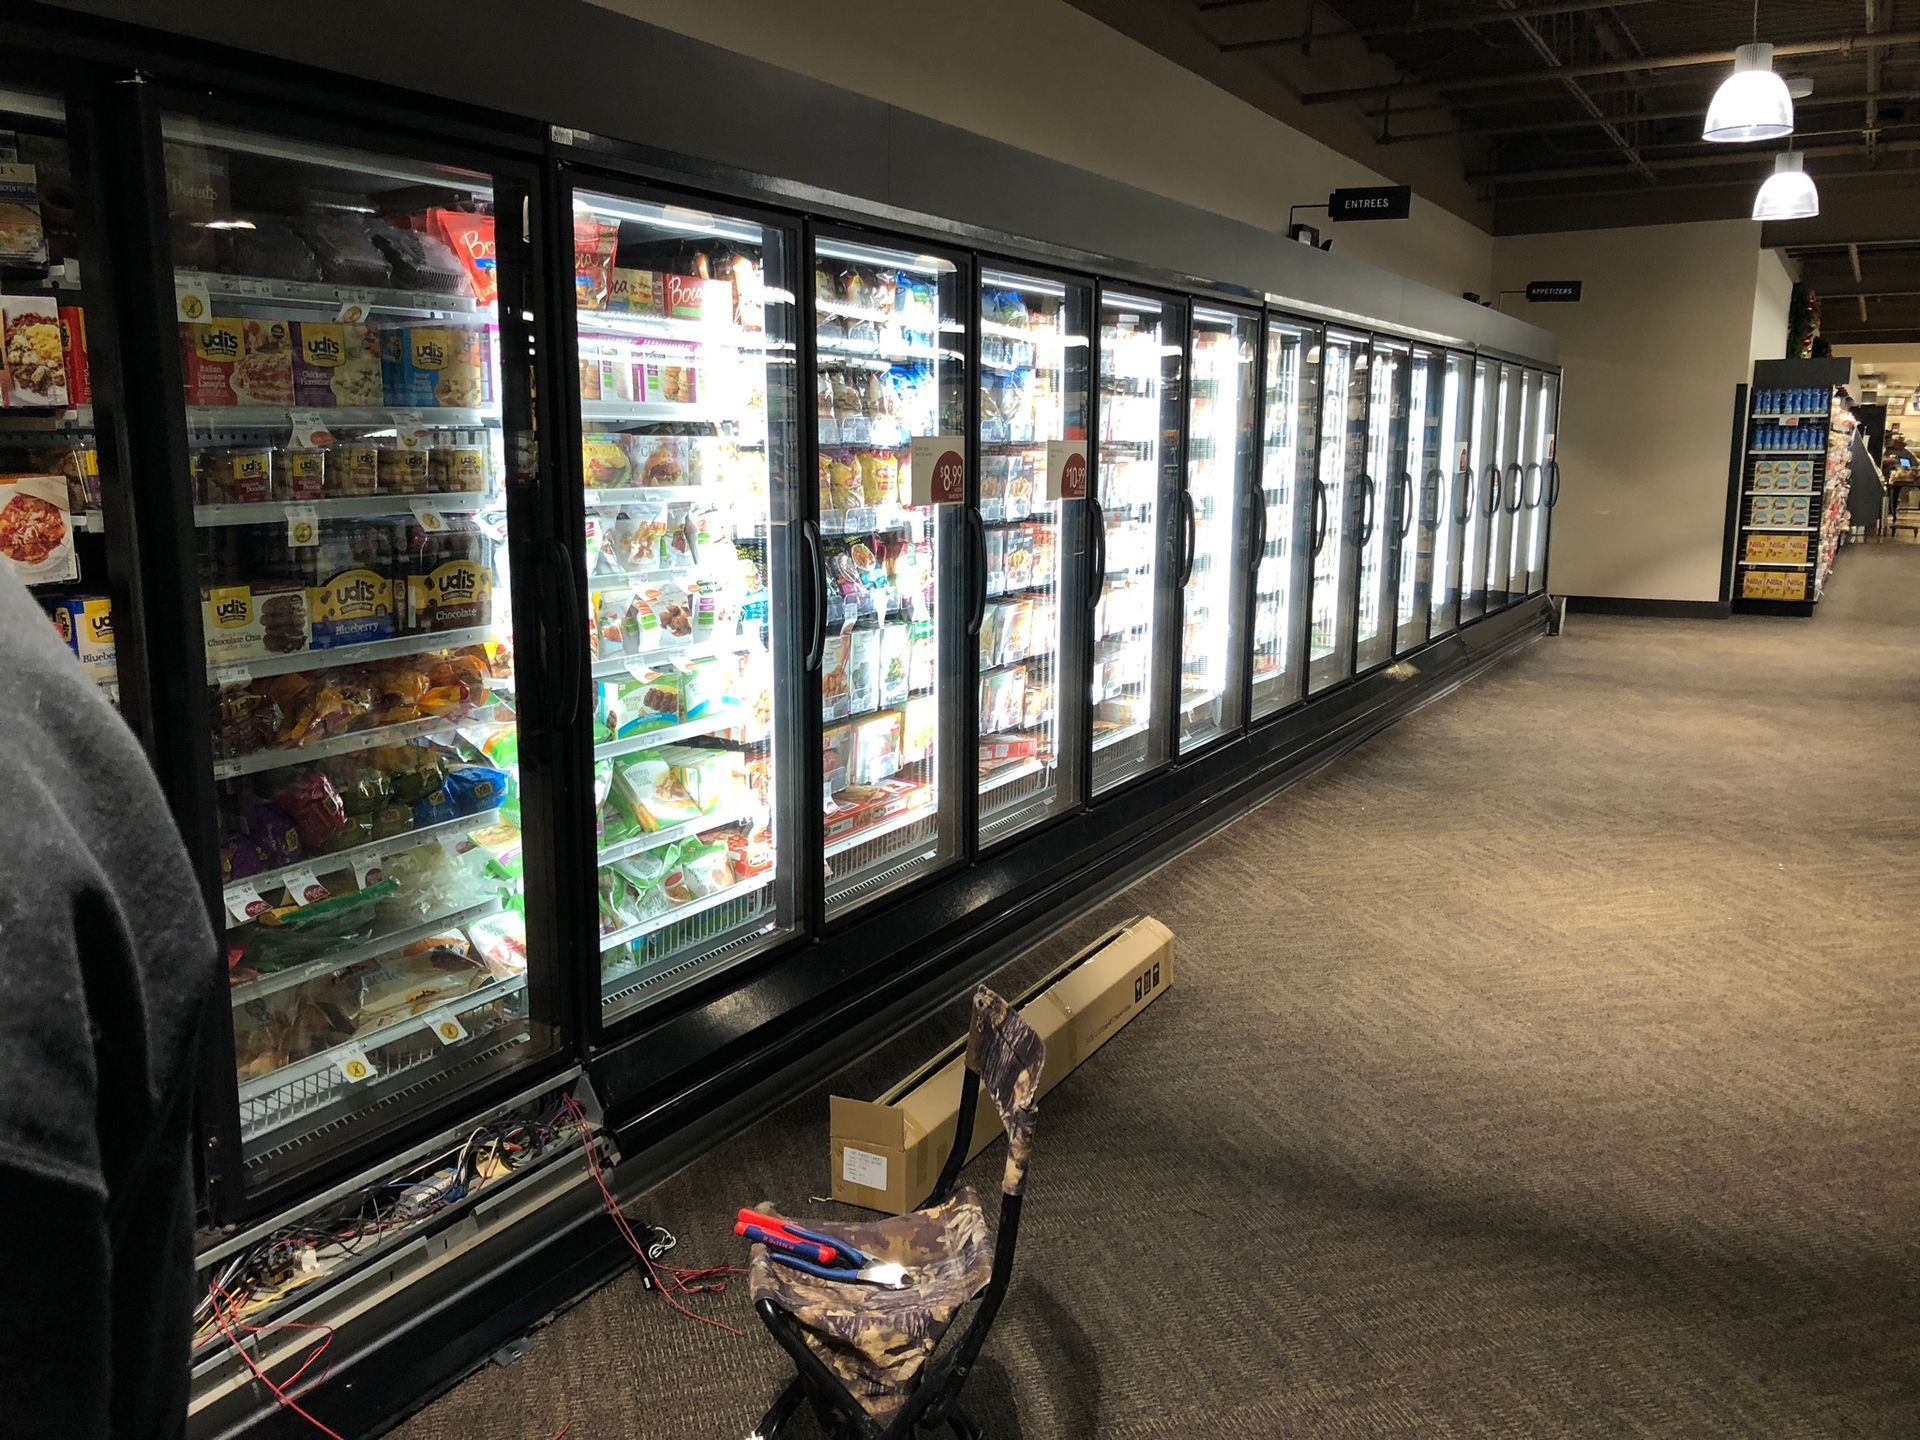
<box><xmin>1493</xmin><ymin>220</ymin><xmax>1764</xmax><ymax>603</ymax></box>
<box><xmin>1749</xmin><ymin>250</ymin><xmax>1796</xmax><ymax>370</ymax></box>
<box><xmin>588</xmin><ymin>0</ymin><xmax>1495</xmax><ymax>299</ymax></box>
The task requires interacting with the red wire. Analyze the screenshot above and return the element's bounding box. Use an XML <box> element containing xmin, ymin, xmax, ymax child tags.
<box><xmin>209</xmin><ymin>1284</ymin><xmax>348</xmax><ymax>1440</ymax></box>
<box><xmin>561</xmin><ymin>1096</ymin><xmax>745</xmax><ymax>1338</ymax></box>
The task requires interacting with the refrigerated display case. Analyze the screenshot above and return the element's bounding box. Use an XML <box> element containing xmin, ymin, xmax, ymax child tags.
<box><xmin>1354</xmin><ymin>337</ymin><xmax>1408</xmax><ymax>673</ymax></box>
<box><xmin>1091</xmin><ymin>288</ymin><xmax>1181</xmax><ymax>793</ymax></box>
<box><xmin>976</xmin><ymin>267</ymin><xmax>1090</xmax><ymax>844</ymax></box>
<box><xmin>159</xmin><ymin>116</ymin><xmax>557</xmax><ymax>1201</ymax></box>
<box><xmin>1393</xmin><ymin>346</ymin><xmax>1442</xmax><ymax>656</ymax></box>
<box><xmin>1425</xmin><ymin>350</ymin><xmax>1472</xmax><ymax>641</ymax></box>
<box><xmin>1460</xmin><ymin>357</ymin><xmax>1495</xmax><ymax>623</ymax></box>
<box><xmin>812</xmin><ymin>233</ymin><xmax>967</xmax><ymax>916</ymax></box>
<box><xmin>1251</xmin><ymin>317</ymin><xmax>1319</xmax><ymax>720</ymax></box>
<box><xmin>1178</xmin><ymin>303</ymin><xmax>1255</xmax><ymax>752</ymax></box>
<box><xmin>1484</xmin><ymin>362</ymin><xmax>1522</xmax><ymax>612</ymax></box>
<box><xmin>563</xmin><ymin>188</ymin><xmax>803</xmax><ymax>1022</ymax></box>
<box><xmin>1517</xmin><ymin>369</ymin><xmax>1556</xmax><ymax>597</ymax></box>
<box><xmin>0</xmin><ymin>86</ymin><xmax>120</xmax><ymax>707</ymax></box>
<box><xmin>1308</xmin><ymin>329</ymin><xmax>1368</xmax><ymax>694</ymax></box>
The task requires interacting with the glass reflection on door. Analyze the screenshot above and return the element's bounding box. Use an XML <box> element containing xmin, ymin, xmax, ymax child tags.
<box><xmin>1091</xmin><ymin>291</ymin><xmax>1180</xmax><ymax>794</ymax></box>
<box><xmin>1251</xmin><ymin>318</ymin><xmax>1318</xmax><ymax>720</ymax></box>
<box><xmin>1460</xmin><ymin>357</ymin><xmax>1495</xmax><ymax>622</ymax></box>
<box><xmin>1179</xmin><ymin>305</ymin><xmax>1256</xmax><ymax>752</ymax></box>
<box><xmin>976</xmin><ymin>267</ymin><xmax>1089</xmax><ymax>845</ymax></box>
<box><xmin>1394</xmin><ymin>347</ymin><xmax>1443</xmax><ymax>656</ymax></box>
<box><xmin>1308</xmin><ymin>329</ymin><xmax>1368</xmax><ymax>694</ymax></box>
<box><xmin>1354</xmin><ymin>339</ymin><xmax>1408</xmax><ymax>673</ymax></box>
<box><xmin>1427</xmin><ymin>352</ymin><xmax>1472</xmax><ymax>639</ymax></box>
<box><xmin>814</xmin><ymin>236</ymin><xmax>967</xmax><ymax>917</ymax></box>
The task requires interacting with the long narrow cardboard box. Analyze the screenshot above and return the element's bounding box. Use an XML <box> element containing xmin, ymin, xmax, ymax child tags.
<box><xmin>829</xmin><ymin>915</ymin><xmax>1174</xmax><ymax>1213</ymax></box>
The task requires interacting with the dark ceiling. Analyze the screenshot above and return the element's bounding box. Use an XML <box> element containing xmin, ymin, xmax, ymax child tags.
<box><xmin>1166</xmin><ymin>0</ymin><xmax>1920</xmax><ymax>343</ymax></box>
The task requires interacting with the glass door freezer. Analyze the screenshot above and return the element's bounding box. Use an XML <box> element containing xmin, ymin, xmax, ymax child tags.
<box><xmin>563</xmin><ymin>185</ymin><xmax>806</xmax><ymax>1023</ymax></box>
<box><xmin>976</xmin><ymin>266</ymin><xmax>1091</xmax><ymax>846</ymax></box>
<box><xmin>1393</xmin><ymin>345</ymin><xmax>1447</xmax><ymax>656</ymax></box>
<box><xmin>1178</xmin><ymin>302</ymin><xmax>1256</xmax><ymax>753</ymax></box>
<box><xmin>160</xmin><ymin>113</ymin><xmax>562</xmax><ymax>1206</ymax></box>
<box><xmin>1250</xmin><ymin>316</ymin><xmax>1319</xmax><ymax>721</ymax></box>
<box><xmin>1354</xmin><ymin>337</ymin><xmax>1408</xmax><ymax>673</ymax></box>
<box><xmin>812</xmin><ymin>232</ymin><xmax>969</xmax><ymax>918</ymax></box>
<box><xmin>1091</xmin><ymin>287</ymin><xmax>1181</xmax><ymax>794</ymax></box>
<box><xmin>1460</xmin><ymin>356</ymin><xmax>1496</xmax><ymax>624</ymax></box>
<box><xmin>1307</xmin><ymin>328</ymin><xmax>1369</xmax><ymax>694</ymax></box>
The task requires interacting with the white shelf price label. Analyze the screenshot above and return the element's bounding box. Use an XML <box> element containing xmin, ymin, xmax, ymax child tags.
<box><xmin>282</xmin><ymin>865</ymin><xmax>330</xmax><ymax>906</ymax></box>
<box><xmin>334</xmin><ymin>1044</ymin><xmax>378</xmax><ymax>1084</ymax></box>
<box><xmin>1044</xmin><ymin>440</ymin><xmax>1089</xmax><ymax>502</ymax></box>
<box><xmin>907</xmin><ymin>435</ymin><xmax>966</xmax><ymax>506</ymax></box>
<box><xmin>174</xmin><ymin>276</ymin><xmax>212</xmax><ymax>323</ymax></box>
<box><xmin>286</xmin><ymin>504</ymin><xmax>320</xmax><ymax>548</ymax></box>
<box><xmin>224</xmin><ymin>879</ymin><xmax>270</xmax><ymax>927</ymax></box>
<box><xmin>423</xmin><ymin>1010</ymin><xmax>469</xmax><ymax>1047</ymax></box>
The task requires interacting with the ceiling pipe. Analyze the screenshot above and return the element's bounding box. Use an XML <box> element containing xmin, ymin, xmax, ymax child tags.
<box><xmin>1217</xmin><ymin>0</ymin><xmax>1658</xmax><ymax>53</ymax></box>
<box><xmin>1302</xmin><ymin>28</ymin><xmax>1920</xmax><ymax>105</ymax></box>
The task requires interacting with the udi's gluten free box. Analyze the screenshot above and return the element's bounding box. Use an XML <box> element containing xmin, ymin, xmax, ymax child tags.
<box><xmin>830</xmin><ymin>915</ymin><xmax>1174</xmax><ymax>1213</ymax></box>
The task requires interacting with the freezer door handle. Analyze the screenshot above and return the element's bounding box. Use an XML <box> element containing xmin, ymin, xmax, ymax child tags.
<box><xmin>1312</xmin><ymin>479</ymin><xmax>1329</xmax><ymax>556</ymax></box>
<box><xmin>1484</xmin><ymin>464</ymin><xmax>1502</xmax><ymax>516</ymax></box>
<box><xmin>1398</xmin><ymin>472</ymin><xmax>1413</xmax><ymax>540</ymax></box>
<box><xmin>550</xmin><ymin>539</ymin><xmax>584</xmax><ymax>733</ymax></box>
<box><xmin>1505</xmin><ymin>461</ymin><xmax>1525</xmax><ymax>514</ymax></box>
<box><xmin>1357</xmin><ymin>473</ymin><xmax>1376</xmax><ymax>546</ymax></box>
<box><xmin>1089</xmin><ymin>499</ymin><xmax>1108</xmax><ymax>607</ymax></box>
<box><xmin>802</xmin><ymin>518</ymin><xmax>826</xmax><ymax>672</ymax></box>
<box><xmin>966</xmin><ymin>507</ymin><xmax>988</xmax><ymax>637</ymax></box>
<box><xmin>1546</xmin><ymin>459</ymin><xmax>1562</xmax><ymax>509</ymax></box>
<box><xmin>1178</xmin><ymin>488</ymin><xmax>1198</xmax><ymax>587</ymax></box>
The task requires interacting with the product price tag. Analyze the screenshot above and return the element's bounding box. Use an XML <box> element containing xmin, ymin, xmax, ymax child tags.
<box><xmin>286</xmin><ymin>504</ymin><xmax>320</xmax><ymax>548</ymax></box>
<box><xmin>228</xmin><ymin>277</ymin><xmax>274</xmax><ymax>299</ymax></box>
<box><xmin>1044</xmin><ymin>440</ymin><xmax>1089</xmax><ymax>502</ymax></box>
<box><xmin>224</xmin><ymin>878</ymin><xmax>270</xmax><ymax>927</ymax></box>
<box><xmin>409</xmin><ymin>501</ymin><xmax>447</xmax><ymax>533</ymax></box>
<box><xmin>173</xmin><ymin>276</ymin><xmax>212</xmax><ymax>322</ymax></box>
<box><xmin>281</xmin><ymin>865</ymin><xmax>331</xmax><ymax>906</ymax></box>
<box><xmin>907</xmin><ymin>435</ymin><xmax>966</xmax><ymax>506</ymax></box>
<box><xmin>336</xmin><ymin>290</ymin><xmax>375</xmax><ymax>323</ymax></box>
<box><xmin>422</xmin><ymin>1010</ymin><xmax>469</xmax><ymax>1047</ymax></box>
<box><xmin>333</xmin><ymin>1044</ymin><xmax>377</xmax><ymax>1084</ymax></box>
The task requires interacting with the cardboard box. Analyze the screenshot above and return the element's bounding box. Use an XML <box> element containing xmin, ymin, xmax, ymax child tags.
<box><xmin>830</xmin><ymin>914</ymin><xmax>1174</xmax><ymax>1213</ymax></box>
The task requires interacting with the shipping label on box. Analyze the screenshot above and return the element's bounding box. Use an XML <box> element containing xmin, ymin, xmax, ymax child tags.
<box><xmin>830</xmin><ymin>915</ymin><xmax>1174</xmax><ymax>1213</ymax></box>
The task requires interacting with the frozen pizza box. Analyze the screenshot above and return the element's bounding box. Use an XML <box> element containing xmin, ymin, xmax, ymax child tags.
<box><xmin>0</xmin><ymin>473</ymin><xmax>76</xmax><ymax>584</ymax></box>
<box><xmin>830</xmin><ymin>915</ymin><xmax>1174</xmax><ymax>1213</ymax></box>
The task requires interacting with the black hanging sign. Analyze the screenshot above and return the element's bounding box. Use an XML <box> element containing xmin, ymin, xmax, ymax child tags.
<box><xmin>1329</xmin><ymin>185</ymin><xmax>1413</xmax><ymax>221</ymax></box>
<box><xmin>1525</xmin><ymin>280</ymin><xmax>1584</xmax><ymax>302</ymax></box>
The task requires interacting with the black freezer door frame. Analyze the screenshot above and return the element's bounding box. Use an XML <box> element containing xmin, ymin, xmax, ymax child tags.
<box><xmin>115</xmin><ymin>83</ymin><xmax>573</xmax><ymax>1225</ymax></box>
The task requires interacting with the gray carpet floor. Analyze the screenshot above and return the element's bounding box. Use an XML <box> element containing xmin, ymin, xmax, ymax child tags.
<box><xmin>397</xmin><ymin>546</ymin><xmax>1920</xmax><ymax>1439</ymax></box>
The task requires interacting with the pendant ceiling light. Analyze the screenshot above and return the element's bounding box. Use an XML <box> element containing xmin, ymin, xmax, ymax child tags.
<box><xmin>1752</xmin><ymin>150</ymin><xmax>1819</xmax><ymax>220</ymax></box>
<box><xmin>1705</xmin><ymin>42</ymin><xmax>1795</xmax><ymax>142</ymax></box>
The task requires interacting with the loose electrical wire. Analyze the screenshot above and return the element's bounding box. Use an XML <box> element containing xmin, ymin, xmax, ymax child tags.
<box><xmin>560</xmin><ymin>1094</ymin><xmax>747</xmax><ymax>1338</ymax></box>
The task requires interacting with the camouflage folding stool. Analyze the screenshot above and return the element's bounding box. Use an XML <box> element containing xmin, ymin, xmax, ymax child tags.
<box><xmin>747</xmin><ymin>987</ymin><xmax>1045</xmax><ymax>1439</ymax></box>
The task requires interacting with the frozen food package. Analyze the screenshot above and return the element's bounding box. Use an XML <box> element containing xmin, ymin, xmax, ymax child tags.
<box><xmin>2</xmin><ymin>300</ymin><xmax>69</xmax><ymax>407</ymax></box>
<box><xmin>368</xmin><ymin>218</ymin><xmax>467</xmax><ymax>294</ymax></box>
<box><xmin>573</xmin><ymin>218</ymin><xmax>619</xmax><ymax>310</ymax></box>
<box><xmin>292</xmin><ymin>321</ymin><xmax>384</xmax><ymax>407</ymax></box>
<box><xmin>292</xmin><ymin>212</ymin><xmax>392</xmax><ymax>286</ymax></box>
<box><xmin>429</xmin><ymin>208</ymin><xmax>497</xmax><ymax>307</ymax></box>
<box><xmin>216</xmin><ymin>215</ymin><xmax>322</xmax><ymax>282</ymax></box>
